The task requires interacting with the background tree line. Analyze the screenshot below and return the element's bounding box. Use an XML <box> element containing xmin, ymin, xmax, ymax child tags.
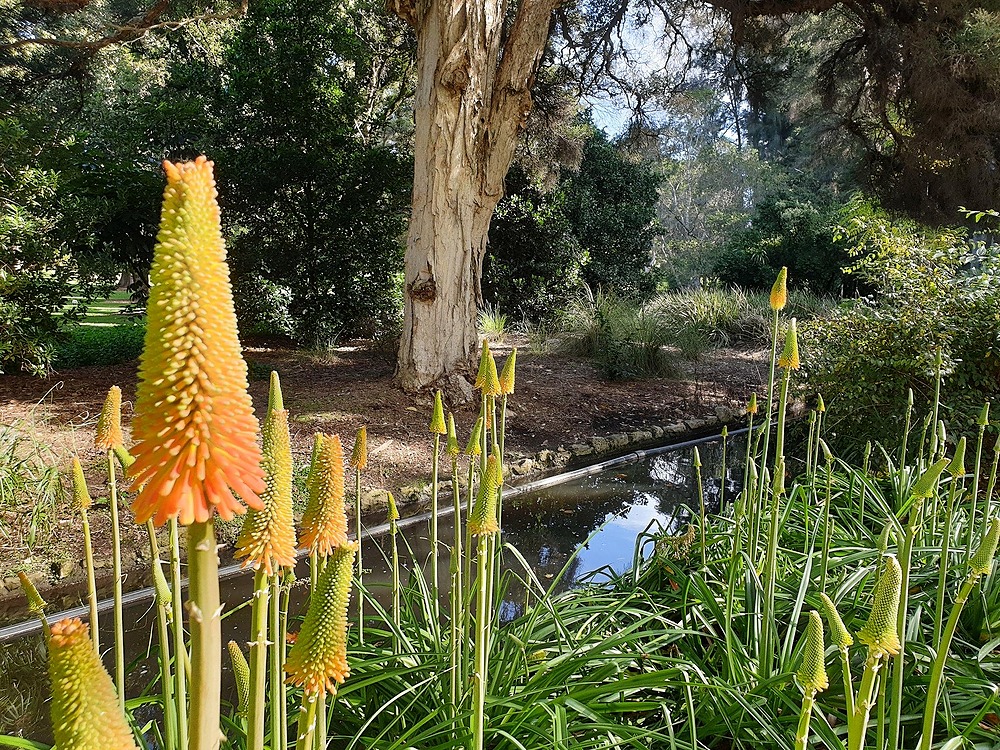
<box><xmin>2</xmin><ymin>0</ymin><xmax>999</xmax><ymax>384</ymax></box>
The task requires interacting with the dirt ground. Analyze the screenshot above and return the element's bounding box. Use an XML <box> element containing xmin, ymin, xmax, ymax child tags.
<box><xmin>0</xmin><ymin>338</ymin><xmax>767</xmax><ymax>620</ymax></box>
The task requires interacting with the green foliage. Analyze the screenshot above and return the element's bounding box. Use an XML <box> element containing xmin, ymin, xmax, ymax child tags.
<box><xmin>553</xmin><ymin>286</ymin><xmax>834</xmax><ymax>369</ymax></box>
<box><xmin>566</xmin><ymin>128</ymin><xmax>664</xmax><ymax>300</ymax></box>
<box><xmin>0</xmin><ymin>422</ymin><xmax>64</xmax><ymax>551</ymax></box>
<box><xmin>485</xmin><ymin>127</ymin><xmax>663</xmax><ymax>320</ymax></box>
<box><xmin>52</xmin><ymin>323</ymin><xmax>146</xmax><ymax>370</ymax></box>
<box><xmin>558</xmin><ymin>289</ymin><xmax>676</xmax><ymax>378</ymax></box>
<box><xmin>476</xmin><ymin>305</ymin><xmax>509</xmax><ymax>344</ymax></box>
<box><xmin>483</xmin><ymin>165</ymin><xmax>585</xmax><ymax>320</ymax></box>
<box><xmin>801</xmin><ymin>196</ymin><xmax>1000</xmax><ymax>449</ymax></box>
<box><xmin>715</xmin><ymin>191</ymin><xmax>849</xmax><ymax>294</ymax></box>
<box><xmin>650</xmin><ymin>288</ymin><xmax>771</xmax><ymax>356</ymax></box>
<box><xmin>217</xmin><ymin>0</ymin><xmax>413</xmax><ymax>345</ymax></box>
<box><xmin>0</xmin><ymin>120</ymin><xmax>111</xmax><ymax>375</ymax></box>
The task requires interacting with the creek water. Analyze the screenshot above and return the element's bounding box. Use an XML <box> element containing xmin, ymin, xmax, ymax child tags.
<box><xmin>0</xmin><ymin>432</ymin><xmax>744</xmax><ymax>739</ymax></box>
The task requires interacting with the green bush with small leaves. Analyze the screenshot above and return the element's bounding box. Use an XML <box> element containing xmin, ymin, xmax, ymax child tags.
<box><xmin>801</xmin><ymin>196</ymin><xmax>1000</xmax><ymax>451</ymax></box>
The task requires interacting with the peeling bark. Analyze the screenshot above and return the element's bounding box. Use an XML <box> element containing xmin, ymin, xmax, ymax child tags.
<box><xmin>394</xmin><ymin>0</ymin><xmax>559</xmax><ymax>398</ymax></box>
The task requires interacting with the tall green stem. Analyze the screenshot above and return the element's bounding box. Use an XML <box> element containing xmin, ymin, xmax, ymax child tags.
<box><xmin>356</xmin><ymin>468</ymin><xmax>364</xmax><ymax>645</ymax></box>
<box><xmin>247</xmin><ymin>568</ymin><xmax>269</xmax><ymax>750</ymax></box>
<box><xmin>269</xmin><ymin>574</ymin><xmax>282</xmax><ymax>750</ymax></box>
<box><xmin>153</xmin><ymin>565</ymin><xmax>178</xmax><ymax>750</ymax></box>
<box><xmin>760</xmin><ymin>456</ymin><xmax>784</xmax><ymax>679</ymax></box>
<box><xmin>279</xmin><ymin>572</ymin><xmax>292</xmax><ymax>750</ymax></box>
<box><xmin>147</xmin><ymin>522</ymin><xmax>176</xmax><ymax>750</ymax></box>
<box><xmin>390</xmin><ymin>519</ymin><xmax>400</xmax><ymax>652</ymax></box>
<box><xmin>294</xmin><ymin>692</ymin><xmax>319</xmax><ymax>750</ymax></box>
<box><xmin>820</xmin><ymin>459</ymin><xmax>834</xmax><ymax>592</ymax></box>
<box><xmin>169</xmin><ymin>518</ymin><xmax>189</xmax><ymax>750</ymax></box>
<box><xmin>934</xmin><ymin>480</ymin><xmax>961</xmax><ymax>644</ymax></box>
<box><xmin>471</xmin><ymin>535</ymin><xmax>491</xmax><ymax>750</ymax></box>
<box><xmin>449</xmin><ymin>455</ymin><xmax>464</xmax><ymax>719</ymax></box>
<box><xmin>795</xmin><ymin>690</ymin><xmax>818</xmax><ymax>750</ymax></box>
<box><xmin>888</xmin><ymin>503</ymin><xmax>921</xmax><ymax>750</ymax></box>
<box><xmin>694</xmin><ymin>448</ymin><xmax>706</xmax><ymax>569</ymax></box>
<box><xmin>431</xmin><ymin>433</ymin><xmax>441</xmax><ymax>614</ymax></box>
<box><xmin>760</xmin><ymin>308</ymin><xmax>780</xmax><ymax>471</ymax></box>
<box><xmin>849</xmin><ymin>654</ymin><xmax>886</xmax><ymax>750</ymax></box>
<box><xmin>81</xmin><ymin>507</ymin><xmax>99</xmax><ymax>657</ymax></box>
<box><xmin>107</xmin><ymin>451</ymin><xmax>125</xmax><ymax>710</ymax></box>
<box><xmin>187</xmin><ymin>520</ymin><xmax>222</xmax><ymax>750</ymax></box>
<box><xmin>967</xmin><ymin>421</ymin><xmax>987</xmax><ymax>561</ymax></box>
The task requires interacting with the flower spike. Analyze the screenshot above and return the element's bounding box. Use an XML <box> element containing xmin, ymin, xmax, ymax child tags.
<box><xmin>499</xmin><ymin>349</ymin><xmax>517</xmax><ymax>395</ymax></box>
<box><xmin>469</xmin><ymin>448</ymin><xmax>503</xmax><ymax>536</ymax></box>
<box><xmin>71</xmin><ymin>458</ymin><xmax>92</xmax><ymax>511</ymax></box>
<box><xmin>349</xmin><ymin>426</ymin><xmax>368</xmax><ymax>471</ymax></box>
<box><xmin>95</xmin><ymin>386</ymin><xmax>124</xmax><ymax>451</ymax></box>
<box><xmin>234</xmin><ymin>379</ymin><xmax>297</xmax><ymax>574</ymax></box>
<box><xmin>770</xmin><ymin>267</ymin><xmax>788</xmax><ymax>311</ymax></box>
<box><xmin>430</xmin><ymin>391</ymin><xmax>447</xmax><ymax>434</ymax></box>
<box><xmin>970</xmin><ymin>519</ymin><xmax>1000</xmax><ymax>577</ymax></box>
<box><xmin>129</xmin><ymin>156</ymin><xmax>265</xmax><ymax>526</ymax></box>
<box><xmin>285</xmin><ymin>542</ymin><xmax>357</xmax><ymax>695</ymax></box>
<box><xmin>465</xmin><ymin>417</ymin><xmax>484</xmax><ymax>457</ymax></box>
<box><xmin>445</xmin><ymin>414</ymin><xmax>460</xmax><ymax>457</ymax></box>
<box><xmin>796</xmin><ymin>611</ymin><xmax>829</xmax><ymax>693</ymax></box>
<box><xmin>48</xmin><ymin>618</ymin><xmax>138</xmax><ymax>750</ymax></box>
<box><xmin>299</xmin><ymin>433</ymin><xmax>349</xmax><ymax>556</ymax></box>
<box><xmin>819</xmin><ymin>593</ymin><xmax>853</xmax><ymax>649</ymax></box>
<box><xmin>857</xmin><ymin>555</ymin><xmax>902</xmax><ymax>657</ymax></box>
<box><xmin>228</xmin><ymin>640</ymin><xmax>251</xmax><ymax>718</ymax></box>
<box><xmin>474</xmin><ymin>340</ymin><xmax>501</xmax><ymax>396</ymax></box>
<box><xmin>778</xmin><ymin>318</ymin><xmax>800</xmax><ymax>370</ymax></box>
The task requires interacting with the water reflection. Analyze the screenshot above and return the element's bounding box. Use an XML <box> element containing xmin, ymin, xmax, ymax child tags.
<box><xmin>0</xmin><ymin>434</ymin><xmax>743</xmax><ymax>738</ymax></box>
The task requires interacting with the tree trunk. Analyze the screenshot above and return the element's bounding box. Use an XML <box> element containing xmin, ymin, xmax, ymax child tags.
<box><xmin>393</xmin><ymin>0</ymin><xmax>559</xmax><ymax>397</ymax></box>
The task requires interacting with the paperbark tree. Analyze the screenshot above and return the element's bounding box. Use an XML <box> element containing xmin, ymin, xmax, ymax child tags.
<box><xmin>390</xmin><ymin>0</ymin><xmax>561</xmax><ymax>397</ymax></box>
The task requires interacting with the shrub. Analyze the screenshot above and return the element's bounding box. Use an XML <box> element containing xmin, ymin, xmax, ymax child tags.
<box><xmin>715</xmin><ymin>191</ymin><xmax>849</xmax><ymax>294</ymax></box>
<box><xmin>800</xmin><ymin>196</ymin><xmax>1000</xmax><ymax>450</ymax></box>
<box><xmin>52</xmin><ymin>323</ymin><xmax>146</xmax><ymax>369</ymax></box>
<box><xmin>0</xmin><ymin>120</ymin><xmax>111</xmax><ymax>375</ymax></box>
<box><xmin>232</xmin><ymin>273</ymin><xmax>294</xmax><ymax>339</ymax></box>
<box><xmin>650</xmin><ymin>288</ymin><xmax>770</xmax><ymax>355</ymax></box>
<box><xmin>558</xmin><ymin>289</ymin><xmax>676</xmax><ymax>378</ymax></box>
<box><xmin>483</xmin><ymin>165</ymin><xmax>586</xmax><ymax>321</ymax></box>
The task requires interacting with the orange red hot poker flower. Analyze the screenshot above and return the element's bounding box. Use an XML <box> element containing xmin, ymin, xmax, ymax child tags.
<box><xmin>129</xmin><ymin>156</ymin><xmax>265</xmax><ymax>526</ymax></box>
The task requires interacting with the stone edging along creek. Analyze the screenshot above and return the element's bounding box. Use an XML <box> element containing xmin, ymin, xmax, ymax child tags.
<box><xmin>0</xmin><ymin>404</ymin><xmax>743</xmax><ymax>625</ymax></box>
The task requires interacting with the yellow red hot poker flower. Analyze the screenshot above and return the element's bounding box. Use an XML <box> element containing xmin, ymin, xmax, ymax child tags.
<box><xmin>48</xmin><ymin>618</ymin><xmax>138</xmax><ymax>750</ymax></box>
<box><xmin>128</xmin><ymin>156</ymin><xmax>265</xmax><ymax>526</ymax></box>
<box><xmin>299</xmin><ymin>433</ymin><xmax>350</xmax><ymax>556</ymax></box>
<box><xmin>285</xmin><ymin>541</ymin><xmax>358</xmax><ymax>695</ymax></box>
<box><xmin>235</xmin><ymin>372</ymin><xmax>297</xmax><ymax>575</ymax></box>
<box><xmin>95</xmin><ymin>385</ymin><xmax>124</xmax><ymax>452</ymax></box>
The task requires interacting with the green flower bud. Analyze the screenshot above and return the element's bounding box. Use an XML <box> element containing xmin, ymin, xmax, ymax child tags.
<box><xmin>970</xmin><ymin>519</ymin><xmax>1000</xmax><ymax>577</ymax></box>
<box><xmin>818</xmin><ymin>593</ymin><xmax>853</xmax><ymax>649</ymax></box>
<box><xmin>445</xmin><ymin>414</ymin><xmax>460</xmax><ymax>457</ymax></box>
<box><xmin>430</xmin><ymin>390</ymin><xmax>447</xmax><ymax>435</ymax></box>
<box><xmin>856</xmin><ymin>555</ymin><xmax>902</xmax><ymax>657</ymax></box>
<box><xmin>228</xmin><ymin>640</ymin><xmax>251</xmax><ymax>718</ymax></box>
<box><xmin>770</xmin><ymin>267</ymin><xmax>788</xmax><ymax>311</ymax></box>
<box><xmin>796</xmin><ymin>611</ymin><xmax>829</xmax><ymax>693</ymax></box>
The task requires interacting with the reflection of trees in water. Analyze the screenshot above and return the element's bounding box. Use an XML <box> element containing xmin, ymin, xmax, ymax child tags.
<box><xmin>500</xmin><ymin>435</ymin><xmax>747</xmax><ymax>621</ymax></box>
<box><xmin>504</xmin><ymin>482</ymin><xmax>633</xmax><ymax>575</ymax></box>
<box><xmin>649</xmin><ymin>438</ymin><xmax>745</xmax><ymax>521</ymax></box>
